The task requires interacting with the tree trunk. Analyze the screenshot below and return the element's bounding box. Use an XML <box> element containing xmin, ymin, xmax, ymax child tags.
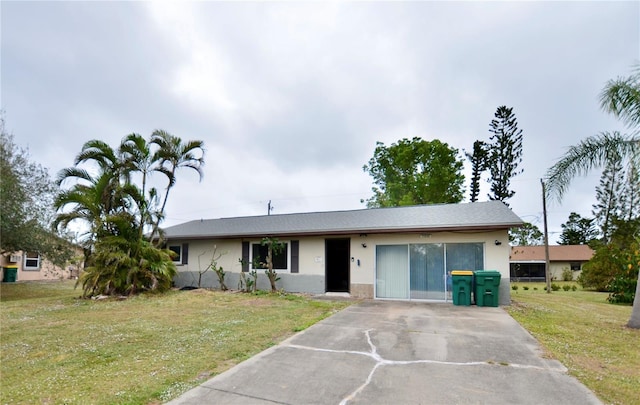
<box><xmin>627</xmin><ymin>270</ymin><xmax>640</xmax><ymax>328</ymax></box>
<box><xmin>268</xmin><ymin>270</ymin><xmax>277</xmax><ymax>292</ymax></box>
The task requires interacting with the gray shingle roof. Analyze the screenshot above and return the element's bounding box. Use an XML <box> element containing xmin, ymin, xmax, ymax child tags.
<box><xmin>163</xmin><ymin>201</ymin><xmax>523</xmax><ymax>240</ymax></box>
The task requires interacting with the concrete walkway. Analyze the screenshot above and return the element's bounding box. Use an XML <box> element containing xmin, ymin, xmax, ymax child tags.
<box><xmin>166</xmin><ymin>301</ymin><xmax>602</xmax><ymax>405</ymax></box>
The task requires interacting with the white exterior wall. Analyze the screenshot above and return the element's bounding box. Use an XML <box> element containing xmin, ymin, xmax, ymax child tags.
<box><xmin>172</xmin><ymin>229</ymin><xmax>512</xmax><ymax>304</ymax></box>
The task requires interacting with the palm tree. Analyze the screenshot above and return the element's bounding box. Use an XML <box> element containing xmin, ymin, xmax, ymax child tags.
<box><xmin>55</xmin><ymin>131</ymin><xmax>204</xmax><ymax>296</ymax></box>
<box><xmin>545</xmin><ymin>64</ymin><xmax>640</xmax><ymax>329</ymax></box>
<box><xmin>55</xmin><ymin>141</ymin><xmax>125</xmax><ymax>240</ymax></box>
<box><xmin>149</xmin><ymin>130</ymin><xmax>204</xmax><ymax>243</ymax></box>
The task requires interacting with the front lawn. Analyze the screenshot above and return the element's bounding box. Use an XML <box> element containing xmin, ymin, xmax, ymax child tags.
<box><xmin>0</xmin><ymin>281</ymin><xmax>351</xmax><ymax>404</ymax></box>
<box><xmin>507</xmin><ymin>282</ymin><xmax>639</xmax><ymax>405</ymax></box>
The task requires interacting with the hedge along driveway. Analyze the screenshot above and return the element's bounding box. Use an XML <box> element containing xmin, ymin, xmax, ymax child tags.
<box><xmin>0</xmin><ymin>282</ymin><xmax>351</xmax><ymax>404</ymax></box>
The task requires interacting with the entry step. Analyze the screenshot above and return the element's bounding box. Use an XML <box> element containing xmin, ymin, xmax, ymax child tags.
<box><xmin>325</xmin><ymin>292</ymin><xmax>351</xmax><ymax>298</ymax></box>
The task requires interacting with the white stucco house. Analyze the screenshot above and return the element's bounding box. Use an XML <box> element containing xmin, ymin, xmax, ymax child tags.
<box><xmin>163</xmin><ymin>201</ymin><xmax>523</xmax><ymax>305</ymax></box>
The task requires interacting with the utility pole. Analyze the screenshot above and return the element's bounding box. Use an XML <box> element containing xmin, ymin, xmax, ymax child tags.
<box><xmin>541</xmin><ymin>179</ymin><xmax>551</xmax><ymax>294</ymax></box>
<box><xmin>267</xmin><ymin>200</ymin><xmax>273</xmax><ymax>216</ymax></box>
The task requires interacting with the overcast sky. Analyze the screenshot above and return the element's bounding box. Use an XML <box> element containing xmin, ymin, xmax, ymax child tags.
<box><xmin>2</xmin><ymin>1</ymin><xmax>639</xmax><ymax>243</ymax></box>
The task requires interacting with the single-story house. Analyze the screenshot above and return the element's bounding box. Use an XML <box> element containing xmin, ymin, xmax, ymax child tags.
<box><xmin>164</xmin><ymin>201</ymin><xmax>523</xmax><ymax>305</ymax></box>
<box><xmin>1</xmin><ymin>250</ymin><xmax>82</xmax><ymax>282</ymax></box>
<box><xmin>509</xmin><ymin>245</ymin><xmax>594</xmax><ymax>282</ymax></box>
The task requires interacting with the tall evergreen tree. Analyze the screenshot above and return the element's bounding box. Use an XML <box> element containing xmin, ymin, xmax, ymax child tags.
<box><xmin>558</xmin><ymin>212</ymin><xmax>598</xmax><ymax>245</ymax></box>
<box><xmin>591</xmin><ymin>152</ymin><xmax>624</xmax><ymax>242</ymax></box>
<box><xmin>465</xmin><ymin>140</ymin><xmax>488</xmax><ymax>202</ymax></box>
<box><xmin>620</xmin><ymin>165</ymin><xmax>640</xmax><ymax>222</ymax></box>
<box><xmin>486</xmin><ymin>106</ymin><xmax>524</xmax><ymax>206</ymax></box>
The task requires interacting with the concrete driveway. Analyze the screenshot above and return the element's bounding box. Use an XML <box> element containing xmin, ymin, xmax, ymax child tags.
<box><xmin>166</xmin><ymin>301</ymin><xmax>602</xmax><ymax>405</ymax></box>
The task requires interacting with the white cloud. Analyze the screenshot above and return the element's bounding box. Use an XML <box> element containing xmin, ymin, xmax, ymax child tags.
<box><xmin>2</xmin><ymin>0</ymin><xmax>638</xmax><ymax>240</ymax></box>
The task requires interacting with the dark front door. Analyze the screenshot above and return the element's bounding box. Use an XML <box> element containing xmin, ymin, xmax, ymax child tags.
<box><xmin>326</xmin><ymin>238</ymin><xmax>350</xmax><ymax>292</ymax></box>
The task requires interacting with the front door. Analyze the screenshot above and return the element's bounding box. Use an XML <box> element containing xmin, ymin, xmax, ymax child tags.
<box><xmin>325</xmin><ymin>238</ymin><xmax>350</xmax><ymax>292</ymax></box>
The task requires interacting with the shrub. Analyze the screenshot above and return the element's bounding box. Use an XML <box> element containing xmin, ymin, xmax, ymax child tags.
<box><xmin>562</xmin><ymin>285</ymin><xmax>571</xmax><ymax>291</ymax></box>
<box><xmin>579</xmin><ymin>242</ymin><xmax>627</xmax><ymax>291</ymax></box>
<box><xmin>561</xmin><ymin>268</ymin><xmax>574</xmax><ymax>282</ymax></box>
<box><xmin>512</xmin><ymin>285</ymin><xmax>519</xmax><ymax>291</ymax></box>
<box><xmin>551</xmin><ymin>283</ymin><xmax>561</xmax><ymax>291</ymax></box>
<box><xmin>607</xmin><ymin>250</ymin><xmax>639</xmax><ymax>304</ymax></box>
<box><xmin>523</xmin><ymin>286</ymin><xmax>529</xmax><ymax>291</ymax></box>
<box><xmin>533</xmin><ymin>287</ymin><xmax>538</xmax><ymax>291</ymax></box>
<box><xmin>571</xmin><ymin>285</ymin><xmax>578</xmax><ymax>291</ymax></box>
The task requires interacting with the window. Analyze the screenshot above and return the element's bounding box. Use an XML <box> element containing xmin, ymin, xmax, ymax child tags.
<box><xmin>168</xmin><ymin>245</ymin><xmax>182</xmax><ymax>263</ymax></box>
<box><xmin>375</xmin><ymin>243</ymin><xmax>485</xmax><ymax>300</ymax></box>
<box><xmin>24</xmin><ymin>252</ymin><xmax>41</xmax><ymax>270</ymax></box>
<box><xmin>570</xmin><ymin>262</ymin><xmax>581</xmax><ymax>271</ymax></box>
<box><xmin>168</xmin><ymin>243</ymin><xmax>188</xmax><ymax>265</ymax></box>
<box><xmin>250</xmin><ymin>241</ymin><xmax>289</xmax><ymax>272</ymax></box>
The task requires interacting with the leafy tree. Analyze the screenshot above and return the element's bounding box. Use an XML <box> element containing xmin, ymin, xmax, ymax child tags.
<box><xmin>607</xmin><ymin>239</ymin><xmax>639</xmax><ymax>304</ymax></box>
<box><xmin>55</xmin><ymin>131</ymin><xmax>204</xmax><ymax>296</ymax></box>
<box><xmin>486</xmin><ymin>106</ymin><xmax>524</xmax><ymax>206</ymax></box>
<box><xmin>363</xmin><ymin>137</ymin><xmax>465</xmax><ymax>208</ymax></box>
<box><xmin>465</xmin><ymin>140</ymin><xmax>488</xmax><ymax>202</ymax></box>
<box><xmin>579</xmin><ymin>219</ymin><xmax>640</xmax><ymax>292</ymax></box>
<box><xmin>509</xmin><ymin>222</ymin><xmax>543</xmax><ymax>246</ymax></box>
<box><xmin>545</xmin><ymin>64</ymin><xmax>640</xmax><ymax>328</ymax></box>
<box><xmin>558</xmin><ymin>212</ymin><xmax>598</xmax><ymax>245</ymax></box>
<box><xmin>592</xmin><ymin>152</ymin><xmax>624</xmax><ymax>242</ymax></box>
<box><xmin>0</xmin><ymin>118</ymin><xmax>73</xmax><ymax>266</ymax></box>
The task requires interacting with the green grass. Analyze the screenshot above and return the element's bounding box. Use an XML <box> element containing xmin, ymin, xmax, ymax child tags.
<box><xmin>0</xmin><ymin>281</ymin><xmax>351</xmax><ymax>404</ymax></box>
<box><xmin>508</xmin><ymin>282</ymin><xmax>640</xmax><ymax>405</ymax></box>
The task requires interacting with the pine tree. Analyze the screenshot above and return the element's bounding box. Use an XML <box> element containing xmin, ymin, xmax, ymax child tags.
<box><xmin>487</xmin><ymin>106</ymin><xmax>524</xmax><ymax>206</ymax></box>
<box><xmin>558</xmin><ymin>212</ymin><xmax>598</xmax><ymax>245</ymax></box>
<box><xmin>620</xmin><ymin>165</ymin><xmax>640</xmax><ymax>221</ymax></box>
<box><xmin>465</xmin><ymin>140</ymin><xmax>488</xmax><ymax>202</ymax></box>
<box><xmin>592</xmin><ymin>153</ymin><xmax>624</xmax><ymax>242</ymax></box>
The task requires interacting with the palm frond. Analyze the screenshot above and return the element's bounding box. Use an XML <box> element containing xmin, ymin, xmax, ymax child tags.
<box><xmin>599</xmin><ymin>63</ymin><xmax>640</xmax><ymax>130</ymax></box>
<box><xmin>545</xmin><ymin>132</ymin><xmax>639</xmax><ymax>202</ymax></box>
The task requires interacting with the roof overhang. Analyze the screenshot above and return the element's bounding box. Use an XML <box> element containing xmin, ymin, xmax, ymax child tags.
<box><xmin>165</xmin><ymin>223</ymin><xmax>519</xmax><ymax>241</ymax></box>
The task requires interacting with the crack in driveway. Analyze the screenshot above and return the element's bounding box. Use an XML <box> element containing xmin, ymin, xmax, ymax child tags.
<box><xmin>286</xmin><ymin>328</ymin><xmax>566</xmax><ymax>405</ymax></box>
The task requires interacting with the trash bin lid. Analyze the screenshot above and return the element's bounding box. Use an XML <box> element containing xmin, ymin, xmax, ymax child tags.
<box><xmin>451</xmin><ymin>270</ymin><xmax>473</xmax><ymax>276</ymax></box>
<box><xmin>474</xmin><ymin>270</ymin><xmax>501</xmax><ymax>276</ymax></box>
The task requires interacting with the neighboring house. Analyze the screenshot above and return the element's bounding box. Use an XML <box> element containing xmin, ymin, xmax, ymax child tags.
<box><xmin>164</xmin><ymin>201</ymin><xmax>523</xmax><ymax>305</ymax></box>
<box><xmin>1</xmin><ymin>250</ymin><xmax>82</xmax><ymax>282</ymax></box>
<box><xmin>509</xmin><ymin>245</ymin><xmax>594</xmax><ymax>282</ymax></box>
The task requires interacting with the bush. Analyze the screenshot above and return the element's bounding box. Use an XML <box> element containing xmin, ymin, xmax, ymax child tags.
<box><xmin>533</xmin><ymin>287</ymin><xmax>538</xmax><ymax>291</ymax></box>
<box><xmin>571</xmin><ymin>285</ymin><xmax>578</xmax><ymax>291</ymax></box>
<box><xmin>561</xmin><ymin>268</ymin><xmax>574</xmax><ymax>281</ymax></box>
<box><xmin>606</xmin><ymin>242</ymin><xmax>639</xmax><ymax>304</ymax></box>
<box><xmin>562</xmin><ymin>285</ymin><xmax>571</xmax><ymax>291</ymax></box>
<box><xmin>512</xmin><ymin>285</ymin><xmax>519</xmax><ymax>291</ymax></box>
<box><xmin>523</xmin><ymin>286</ymin><xmax>529</xmax><ymax>291</ymax></box>
<box><xmin>551</xmin><ymin>283</ymin><xmax>561</xmax><ymax>291</ymax></box>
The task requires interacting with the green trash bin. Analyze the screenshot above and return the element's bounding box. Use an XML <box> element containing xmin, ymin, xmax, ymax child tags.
<box><xmin>3</xmin><ymin>266</ymin><xmax>18</xmax><ymax>282</ymax></box>
<box><xmin>474</xmin><ymin>270</ymin><xmax>501</xmax><ymax>307</ymax></box>
<box><xmin>451</xmin><ymin>270</ymin><xmax>473</xmax><ymax>306</ymax></box>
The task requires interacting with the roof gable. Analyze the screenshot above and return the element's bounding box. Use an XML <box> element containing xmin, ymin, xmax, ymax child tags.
<box><xmin>163</xmin><ymin>201</ymin><xmax>523</xmax><ymax>240</ymax></box>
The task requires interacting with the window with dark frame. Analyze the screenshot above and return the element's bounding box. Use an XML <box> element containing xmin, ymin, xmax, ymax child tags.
<box><xmin>168</xmin><ymin>245</ymin><xmax>182</xmax><ymax>263</ymax></box>
<box><xmin>251</xmin><ymin>242</ymin><xmax>289</xmax><ymax>271</ymax></box>
<box><xmin>570</xmin><ymin>262</ymin><xmax>581</xmax><ymax>271</ymax></box>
